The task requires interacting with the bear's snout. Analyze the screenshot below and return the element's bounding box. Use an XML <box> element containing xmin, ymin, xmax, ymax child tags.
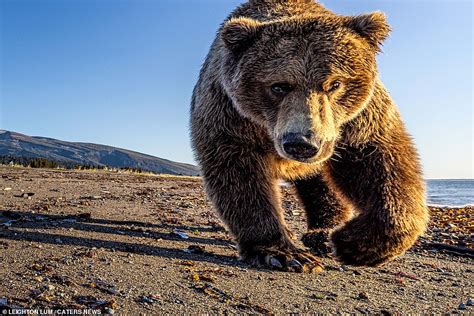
<box><xmin>281</xmin><ymin>132</ymin><xmax>319</xmax><ymax>161</ymax></box>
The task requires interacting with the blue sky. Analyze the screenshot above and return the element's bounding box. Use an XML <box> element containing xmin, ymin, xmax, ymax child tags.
<box><xmin>0</xmin><ymin>0</ymin><xmax>472</xmax><ymax>179</ymax></box>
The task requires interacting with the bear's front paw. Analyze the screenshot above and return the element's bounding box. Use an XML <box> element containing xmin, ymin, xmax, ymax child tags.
<box><xmin>302</xmin><ymin>229</ymin><xmax>332</xmax><ymax>256</ymax></box>
<box><xmin>329</xmin><ymin>220</ymin><xmax>401</xmax><ymax>267</ymax></box>
<box><xmin>241</xmin><ymin>245</ymin><xmax>324</xmax><ymax>273</ymax></box>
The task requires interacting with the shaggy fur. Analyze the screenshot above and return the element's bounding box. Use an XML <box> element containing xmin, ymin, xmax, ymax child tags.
<box><xmin>190</xmin><ymin>0</ymin><xmax>428</xmax><ymax>271</ymax></box>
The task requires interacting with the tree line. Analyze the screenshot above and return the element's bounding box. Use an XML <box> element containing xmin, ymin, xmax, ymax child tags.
<box><xmin>0</xmin><ymin>155</ymin><xmax>146</xmax><ymax>173</ymax></box>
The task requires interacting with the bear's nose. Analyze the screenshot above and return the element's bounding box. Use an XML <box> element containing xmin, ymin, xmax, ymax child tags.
<box><xmin>282</xmin><ymin>133</ymin><xmax>319</xmax><ymax>159</ymax></box>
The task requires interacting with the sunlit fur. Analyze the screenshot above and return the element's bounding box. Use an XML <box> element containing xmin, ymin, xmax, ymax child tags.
<box><xmin>190</xmin><ymin>0</ymin><xmax>428</xmax><ymax>268</ymax></box>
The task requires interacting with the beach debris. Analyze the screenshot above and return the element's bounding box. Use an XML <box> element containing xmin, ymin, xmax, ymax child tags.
<box><xmin>425</xmin><ymin>242</ymin><xmax>474</xmax><ymax>258</ymax></box>
<box><xmin>29</xmin><ymin>284</ymin><xmax>57</xmax><ymax>302</ymax></box>
<box><xmin>173</xmin><ymin>228</ymin><xmax>189</xmax><ymax>239</ymax></box>
<box><xmin>193</xmin><ymin>283</ymin><xmax>231</xmax><ymax>302</ymax></box>
<box><xmin>50</xmin><ymin>274</ymin><xmax>73</xmax><ymax>286</ymax></box>
<box><xmin>234</xmin><ymin>296</ymin><xmax>273</xmax><ymax>314</ymax></box>
<box><xmin>201</xmin><ymin>274</ymin><xmax>216</xmax><ymax>283</ymax></box>
<box><xmin>73</xmin><ymin>247</ymin><xmax>98</xmax><ymax>259</ymax></box>
<box><xmin>311</xmin><ymin>293</ymin><xmax>326</xmax><ymax>300</ymax></box>
<box><xmin>394</xmin><ymin>271</ymin><xmax>419</xmax><ymax>281</ymax></box>
<box><xmin>467</xmin><ymin>298</ymin><xmax>473</xmax><ymax>306</ymax></box>
<box><xmin>75</xmin><ymin>295</ymin><xmax>117</xmax><ymax>311</ymax></box>
<box><xmin>420</xmin><ymin>207</ymin><xmax>473</xmax><ymax>251</ymax></box>
<box><xmin>13</xmin><ymin>192</ymin><xmax>35</xmax><ymax>198</ymax></box>
<box><xmin>180</xmin><ymin>260</ymin><xmax>195</xmax><ymax>267</ymax></box>
<box><xmin>458</xmin><ymin>302</ymin><xmax>466</xmax><ymax>310</ymax></box>
<box><xmin>357</xmin><ymin>292</ymin><xmax>370</xmax><ymax>300</ymax></box>
<box><xmin>183</xmin><ymin>245</ymin><xmax>206</xmax><ymax>255</ymax></box>
<box><xmin>30</xmin><ymin>263</ymin><xmax>54</xmax><ymax>274</ymax></box>
<box><xmin>96</xmin><ymin>280</ymin><xmax>121</xmax><ymax>295</ymax></box>
<box><xmin>80</xmin><ymin>195</ymin><xmax>102</xmax><ymax>200</ymax></box>
<box><xmin>192</xmin><ymin>273</ymin><xmax>200</xmax><ymax>282</ymax></box>
<box><xmin>137</xmin><ymin>294</ymin><xmax>161</xmax><ymax>304</ymax></box>
<box><xmin>83</xmin><ymin>279</ymin><xmax>120</xmax><ymax>295</ymax></box>
<box><xmin>3</xmin><ymin>187</ymin><xmax>12</xmax><ymax>191</ymax></box>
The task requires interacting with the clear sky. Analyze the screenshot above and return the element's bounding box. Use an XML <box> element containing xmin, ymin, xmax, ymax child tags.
<box><xmin>0</xmin><ymin>0</ymin><xmax>472</xmax><ymax>179</ymax></box>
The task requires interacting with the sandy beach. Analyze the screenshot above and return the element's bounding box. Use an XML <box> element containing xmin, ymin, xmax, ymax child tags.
<box><xmin>0</xmin><ymin>166</ymin><xmax>472</xmax><ymax>314</ymax></box>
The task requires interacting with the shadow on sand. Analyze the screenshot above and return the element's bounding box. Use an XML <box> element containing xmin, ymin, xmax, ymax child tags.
<box><xmin>0</xmin><ymin>210</ymin><xmax>247</xmax><ymax>269</ymax></box>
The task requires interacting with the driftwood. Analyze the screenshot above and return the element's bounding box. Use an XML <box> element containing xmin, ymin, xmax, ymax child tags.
<box><xmin>426</xmin><ymin>242</ymin><xmax>474</xmax><ymax>258</ymax></box>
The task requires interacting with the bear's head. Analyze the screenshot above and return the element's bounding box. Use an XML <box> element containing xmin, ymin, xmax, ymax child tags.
<box><xmin>220</xmin><ymin>12</ymin><xmax>390</xmax><ymax>163</ymax></box>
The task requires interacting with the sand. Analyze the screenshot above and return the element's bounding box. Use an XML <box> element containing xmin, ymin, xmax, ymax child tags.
<box><xmin>0</xmin><ymin>166</ymin><xmax>472</xmax><ymax>314</ymax></box>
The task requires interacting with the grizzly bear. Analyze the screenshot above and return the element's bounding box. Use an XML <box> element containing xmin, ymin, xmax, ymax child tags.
<box><xmin>190</xmin><ymin>0</ymin><xmax>428</xmax><ymax>272</ymax></box>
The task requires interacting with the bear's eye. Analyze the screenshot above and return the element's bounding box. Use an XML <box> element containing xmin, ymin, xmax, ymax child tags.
<box><xmin>327</xmin><ymin>81</ymin><xmax>341</xmax><ymax>93</ymax></box>
<box><xmin>271</xmin><ymin>83</ymin><xmax>293</xmax><ymax>96</ymax></box>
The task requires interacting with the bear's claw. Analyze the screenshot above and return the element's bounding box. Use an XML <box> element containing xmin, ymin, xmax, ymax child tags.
<box><xmin>243</xmin><ymin>247</ymin><xmax>324</xmax><ymax>273</ymax></box>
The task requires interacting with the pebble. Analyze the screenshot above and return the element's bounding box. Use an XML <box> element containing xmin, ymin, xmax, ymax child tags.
<box><xmin>138</xmin><ymin>295</ymin><xmax>158</xmax><ymax>304</ymax></box>
<box><xmin>184</xmin><ymin>245</ymin><xmax>205</xmax><ymax>254</ymax></box>
<box><xmin>15</xmin><ymin>192</ymin><xmax>35</xmax><ymax>198</ymax></box>
<box><xmin>357</xmin><ymin>292</ymin><xmax>370</xmax><ymax>300</ymax></box>
<box><xmin>173</xmin><ymin>229</ymin><xmax>189</xmax><ymax>239</ymax></box>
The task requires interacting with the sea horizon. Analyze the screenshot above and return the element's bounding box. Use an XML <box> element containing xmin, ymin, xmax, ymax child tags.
<box><xmin>426</xmin><ymin>179</ymin><xmax>474</xmax><ymax>207</ymax></box>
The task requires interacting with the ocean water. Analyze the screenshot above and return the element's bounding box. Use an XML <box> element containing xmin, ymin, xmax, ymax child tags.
<box><xmin>426</xmin><ymin>179</ymin><xmax>474</xmax><ymax>207</ymax></box>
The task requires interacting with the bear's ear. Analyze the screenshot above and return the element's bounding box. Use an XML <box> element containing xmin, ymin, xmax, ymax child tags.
<box><xmin>221</xmin><ymin>17</ymin><xmax>263</xmax><ymax>54</ymax></box>
<box><xmin>345</xmin><ymin>12</ymin><xmax>391</xmax><ymax>52</ymax></box>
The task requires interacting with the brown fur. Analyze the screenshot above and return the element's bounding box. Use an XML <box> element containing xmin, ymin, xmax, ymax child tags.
<box><xmin>190</xmin><ymin>0</ymin><xmax>428</xmax><ymax>270</ymax></box>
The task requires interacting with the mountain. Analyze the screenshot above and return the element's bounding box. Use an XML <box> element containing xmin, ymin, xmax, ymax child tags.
<box><xmin>0</xmin><ymin>130</ymin><xmax>200</xmax><ymax>176</ymax></box>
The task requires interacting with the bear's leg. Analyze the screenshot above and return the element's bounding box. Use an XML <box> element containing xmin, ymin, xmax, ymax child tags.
<box><xmin>294</xmin><ymin>174</ymin><xmax>351</xmax><ymax>255</ymax></box>
<box><xmin>201</xmin><ymin>151</ymin><xmax>323</xmax><ymax>273</ymax></box>
<box><xmin>325</xmin><ymin>144</ymin><xmax>428</xmax><ymax>266</ymax></box>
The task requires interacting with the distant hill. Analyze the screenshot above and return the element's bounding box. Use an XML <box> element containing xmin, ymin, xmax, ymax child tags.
<box><xmin>0</xmin><ymin>130</ymin><xmax>199</xmax><ymax>176</ymax></box>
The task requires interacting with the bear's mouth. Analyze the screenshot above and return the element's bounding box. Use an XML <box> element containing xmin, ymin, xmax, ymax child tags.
<box><xmin>276</xmin><ymin>137</ymin><xmax>336</xmax><ymax>164</ymax></box>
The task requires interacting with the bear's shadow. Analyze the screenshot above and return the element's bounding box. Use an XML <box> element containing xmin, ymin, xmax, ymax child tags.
<box><xmin>0</xmin><ymin>210</ymin><xmax>253</xmax><ymax>269</ymax></box>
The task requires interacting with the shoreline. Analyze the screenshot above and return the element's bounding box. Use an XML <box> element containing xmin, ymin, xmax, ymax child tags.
<box><xmin>427</xmin><ymin>203</ymin><xmax>474</xmax><ymax>208</ymax></box>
